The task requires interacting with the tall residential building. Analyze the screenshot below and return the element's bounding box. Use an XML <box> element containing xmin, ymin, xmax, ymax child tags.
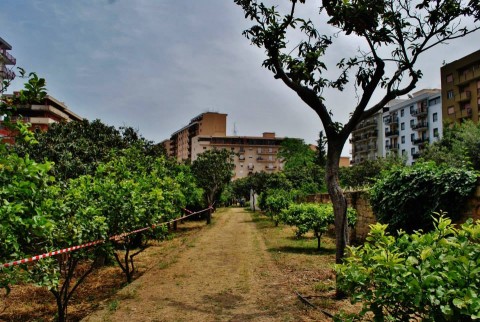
<box><xmin>161</xmin><ymin>112</ymin><xmax>227</xmax><ymax>161</ymax></box>
<box><xmin>350</xmin><ymin>111</ymin><xmax>383</xmax><ymax>165</ymax></box>
<box><xmin>0</xmin><ymin>95</ymin><xmax>83</xmax><ymax>143</ymax></box>
<box><xmin>441</xmin><ymin>49</ymin><xmax>480</xmax><ymax>123</ymax></box>
<box><xmin>350</xmin><ymin>89</ymin><xmax>443</xmax><ymax>165</ymax></box>
<box><xmin>383</xmin><ymin>89</ymin><xmax>442</xmax><ymax>164</ymax></box>
<box><xmin>191</xmin><ymin>132</ymin><xmax>285</xmax><ymax>180</ymax></box>
<box><xmin>161</xmin><ymin>112</ymin><xmax>296</xmax><ymax>179</ymax></box>
<box><xmin>0</xmin><ymin>36</ymin><xmax>16</xmax><ymax>89</ymax></box>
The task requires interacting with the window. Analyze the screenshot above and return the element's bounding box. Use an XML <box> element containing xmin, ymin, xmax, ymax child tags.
<box><xmin>447</xmin><ymin>106</ymin><xmax>455</xmax><ymax>115</ymax></box>
<box><xmin>429</xmin><ymin>97</ymin><xmax>440</xmax><ymax>106</ymax></box>
<box><xmin>410</xmin><ymin>105</ymin><xmax>414</xmax><ymax>113</ymax></box>
<box><xmin>401</xmin><ymin>136</ymin><xmax>405</xmax><ymax>144</ymax></box>
<box><xmin>433</xmin><ymin>128</ymin><xmax>439</xmax><ymax>138</ymax></box>
<box><xmin>411</xmin><ymin>147</ymin><xmax>415</xmax><ymax>155</ymax></box>
<box><xmin>410</xmin><ymin>134</ymin><xmax>415</xmax><ymax>142</ymax></box>
<box><xmin>447</xmin><ymin>90</ymin><xmax>454</xmax><ymax>99</ymax></box>
<box><xmin>401</xmin><ymin>122</ymin><xmax>405</xmax><ymax>130</ymax></box>
<box><xmin>203</xmin><ymin>147</ymin><xmax>207</xmax><ymax>150</ymax></box>
<box><xmin>446</xmin><ymin>73</ymin><xmax>453</xmax><ymax>83</ymax></box>
<box><xmin>402</xmin><ymin>149</ymin><xmax>406</xmax><ymax>156</ymax></box>
<box><xmin>433</xmin><ymin>112</ymin><xmax>438</xmax><ymax>122</ymax></box>
<box><xmin>410</xmin><ymin>119</ymin><xmax>414</xmax><ymax>127</ymax></box>
<box><xmin>401</xmin><ymin>109</ymin><xmax>404</xmax><ymax>117</ymax></box>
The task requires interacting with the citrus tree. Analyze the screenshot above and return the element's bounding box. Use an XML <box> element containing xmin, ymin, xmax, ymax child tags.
<box><xmin>336</xmin><ymin>216</ymin><xmax>480</xmax><ymax>321</ymax></box>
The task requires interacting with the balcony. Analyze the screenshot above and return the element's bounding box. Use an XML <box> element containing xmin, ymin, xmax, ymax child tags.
<box><xmin>455</xmin><ymin>91</ymin><xmax>471</xmax><ymax>103</ymax></box>
<box><xmin>457</xmin><ymin>68</ymin><xmax>480</xmax><ymax>85</ymax></box>
<box><xmin>355</xmin><ymin>119</ymin><xmax>377</xmax><ymax>130</ymax></box>
<box><xmin>0</xmin><ymin>65</ymin><xmax>15</xmax><ymax>80</ymax></box>
<box><xmin>256</xmin><ymin>157</ymin><xmax>275</xmax><ymax>162</ymax></box>
<box><xmin>385</xmin><ymin>129</ymin><xmax>399</xmax><ymax>137</ymax></box>
<box><xmin>411</xmin><ymin>107</ymin><xmax>428</xmax><ymax>117</ymax></box>
<box><xmin>460</xmin><ymin>108</ymin><xmax>473</xmax><ymax>118</ymax></box>
<box><xmin>257</xmin><ymin>150</ymin><xmax>276</xmax><ymax>155</ymax></box>
<box><xmin>384</xmin><ymin>116</ymin><xmax>399</xmax><ymax>125</ymax></box>
<box><xmin>1</xmin><ymin>50</ymin><xmax>16</xmax><ymax>65</ymax></box>
<box><xmin>368</xmin><ymin>144</ymin><xmax>377</xmax><ymax>151</ymax></box>
<box><xmin>412</xmin><ymin>152</ymin><xmax>421</xmax><ymax>160</ymax></box>
<box><xmin>247</xmin><ymin>165</ymin><xmax>254</xmax><ymax>170</ymax></box>
<box><xmin>238</xmin><ymin>148</ymin><xmax>245</xmax><ymax>154</ymax></box>
<box><xmin>411</xmin><ymin>121</ymin><xmax>429</xmax><ymax>130</ymax></box>
<box><xmin>413</xmin><ymin>137</ymin><xmax>429</xmax><ymax>145</ymax></box>
<box><xmin>385</xmin><ymin>143</ymin><xmax>399</xmax><ymax>151</ymax></box>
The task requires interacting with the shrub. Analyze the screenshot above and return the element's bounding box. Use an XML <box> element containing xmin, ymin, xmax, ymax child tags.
<box><xmin>370</xmin><ymin>162</ymin><xmax>477</xmax><ymax>233</ymax></box>
<box><xmin>336</xmin><ymin>216</ymin><xmax>480</xmax><ymax>321</ymax></box>
<box><xmin>279</xmin><ymin>203</ymin><xmax>357</xmax><ymax>249</ymax></box>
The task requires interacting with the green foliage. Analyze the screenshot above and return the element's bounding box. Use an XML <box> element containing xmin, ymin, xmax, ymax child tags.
<box><xmin>315</xmin><ymin>130</ymin><xmax>327</xmax><ymax>168</ymax></box>
<box><xmin>261</xmin><ymin>188</ymin><xmax>295</xmax><ymax>221</ymax></box>
<box><xmin>420</xmin><ymin>121</ymin><xmax>480</xmax><ymax>170</ymax></box>
<box><xmin>278</xmin><ymin>138</ymin><xmax>315</xmax><ymax>170</ymax></box>
<box><xmin>339</xmin><ymin>155</ymin><xmax>405</xmax><ymax>188</ymax></box>
<box><xmin>370</xmin><ymin>162</ymin><xmax>477</xmax><ymax>233</ymax></box>
<box><xmin>14</xmin><ymin>119</ymin><xmax>165</xmax><ymax>181</ymax></box>
<box><xmin>336</xmin><ymin>216</ymin><xmax>480</xmax><ymax>321</ymax></box>
<box><xmin>278</xmin><ymin>138</ymin><xmax>325</xmax><ymax>194</ymax></box>
<box><xmin>191</xmin><ymin>149</ymin><xmax>235</xmax><ymax>206</ymax></box>
<box><xmin>279</xmin><ymin>203</ymin><xmax>357</xmax><ymax>249</ymax></box>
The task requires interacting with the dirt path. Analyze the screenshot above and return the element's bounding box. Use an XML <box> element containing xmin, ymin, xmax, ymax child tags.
<box><xmin>83</xmin><ymin>208</ymin><xmax>308</xmax><ymax>322</ymax></box>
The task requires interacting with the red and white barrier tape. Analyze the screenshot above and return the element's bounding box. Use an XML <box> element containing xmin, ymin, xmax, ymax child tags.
<box><xmin>0</xmin><ymin>207</ymin><xmax>212</xmax><ymax>269</ymax></box>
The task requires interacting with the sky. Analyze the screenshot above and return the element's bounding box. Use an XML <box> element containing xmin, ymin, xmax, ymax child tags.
<box><xmin>1</xmin><ymin>0</ymin><xmax>479</xmax><ymax>156</ymax></box>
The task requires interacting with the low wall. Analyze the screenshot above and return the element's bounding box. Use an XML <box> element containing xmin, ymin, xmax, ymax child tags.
<box><xmin>306</xmin><ymin>178</ymin><xmax>480</xmax><ymax>243</ymax></box>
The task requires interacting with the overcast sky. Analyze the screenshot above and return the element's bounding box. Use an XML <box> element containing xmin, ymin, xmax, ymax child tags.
<box><xmin>1</xmin><ymin>1</ymin><xmax>479</xmax><ymax>156</ymax></box>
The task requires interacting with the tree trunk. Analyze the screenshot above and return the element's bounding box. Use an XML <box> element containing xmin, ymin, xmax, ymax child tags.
<box><xmin>206</xmin><ymin>206</ymin><xmax>212</xmax><ymax>225</ymax></box>
<box><xmin>325</xmin><ymin>139</ymin><xmax>348</xmax><ymax>297</ymax></box>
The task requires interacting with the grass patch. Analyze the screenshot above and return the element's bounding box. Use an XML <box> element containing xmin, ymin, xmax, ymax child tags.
<box><xmin>249</xmin><ymin>210</ymin><xmax>358</xmax><ymax>317</ymax></box>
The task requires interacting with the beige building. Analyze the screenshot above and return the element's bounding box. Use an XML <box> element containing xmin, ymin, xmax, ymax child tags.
<box><xmin>191</xmin><ymin>132</ymin><xmax>284</xmax><ymax>180</ymax></box>
<box><xmin>161</xmin><ymin>112</ymin><xmax>293</xmax><ymax>179</ymax></box>
<box><xmin>161</xmin><ymin>112</ymin><xmax>227</xmax><ymax>161</ymax></box>
<box><xmin>0</xmin><ymin>36</ymin><xmax>16</xmax><ymax>90</ymax></box>
<box><xmin>441</xmin><ymin>49</ymin><xmax>480</xmax><ymax>123</ymax></box>
<box><xmin>350</xmin><ymin>111</ymin><xmax>383</xmax><ymax>165</ymax></box>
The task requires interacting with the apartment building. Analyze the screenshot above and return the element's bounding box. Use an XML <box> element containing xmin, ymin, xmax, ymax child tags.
<box><xmin>441</xmin><ymin>49</ymin><xmax>480</xmax><ymax>123</ymax></box>
<box><xmin>350</xmin><ymin>111</ymin><xmax>383</xmax><ymax>165</ymax></box>
<box><xmin>382</xmin><ymin>89</ymin><xmax>442</xmax><ymax>164</ymax></box>
<box><xmin>161</xmin><ymin>112</ymin><xmax>294</xmax><ymax>179</ymax></box>
<box><xmin>350</xmin><ymin>90</ymin><xmax>443</xmax><ymax>165</ymax></box>
<box><xmin>0</xmin><ymin>95</ymin><xmax>83</xmax><ymax>143</ymax></box>
<box><xmin>191</xmin><ymin>132</ymin><xmax>284</xmax><ymax>180</ymax></box>
<box><xmin>161</xmin><ymin>112</ymin><xmax>227</xmax><ymax>161</ymax></box>
<box><xmin>0</xmin><ymin>36</ymin><xmax>16</xmax><ymax>90</ymax></box>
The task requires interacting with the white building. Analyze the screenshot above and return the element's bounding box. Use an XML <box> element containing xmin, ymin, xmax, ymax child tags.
<box><xmin>382</xmin><ymin>89</ymin><xmax>443</xmax><ymax>164</ymax></box>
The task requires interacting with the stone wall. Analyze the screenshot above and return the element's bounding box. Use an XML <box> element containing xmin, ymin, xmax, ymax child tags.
<box><xmin>306</xmin><ymin>178</ymin><xmax>480</xmax><ymax>243</ymax></box>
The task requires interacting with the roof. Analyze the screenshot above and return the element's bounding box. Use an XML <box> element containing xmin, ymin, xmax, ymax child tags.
<box><xmin>0</xmin><ymin>36</ymin><xmax>12</xmax><ymax>50</ymax></box>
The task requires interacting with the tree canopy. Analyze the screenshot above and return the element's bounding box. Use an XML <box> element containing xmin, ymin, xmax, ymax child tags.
<box><xmin>235</xmin><ymin>0</ymin><xmax>480</xmax><ymax>270</ymax></box>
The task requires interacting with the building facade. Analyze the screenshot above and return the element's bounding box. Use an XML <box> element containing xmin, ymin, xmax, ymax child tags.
<box><xmin>0</xmin><ymin>36</ymin><xmax>16</xmax><ymax>90</ymax></box>
<box><xmin>382</xmin><ymin>89</ymin><xmax>442</xmax><ymax>164</ymax></box>
<box><xmin>162</xmin><ymin>112</ymin><xmax>293</xmax><ymax>179</ymax></box>
<box><xmin>441</xmin><ymin>49</ymin><xmax>480</xmax><ymax>123</ymax></box>
<box><xmin>350</xmin><ymin>111</ymin><xmax>383</xmax><ymax>165</ymax></box>
<box><xmin>161</xmin><ymin>112</ymin><xmax>227</xmax><ymax>161</ymax></box>
<box><xmin>191</xmin><ymin>132</ymin><xmax>285</xmax><ymax>180</ymax></box>
<box><xmin>350</xmin><ymin>89</ymin><xmax>443</xmax><ymax>165</ymax></box>
<box><xmin>0</xmin><ymin>95</ymin><xmax>83</xmax><ymax>143</ymax></box>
